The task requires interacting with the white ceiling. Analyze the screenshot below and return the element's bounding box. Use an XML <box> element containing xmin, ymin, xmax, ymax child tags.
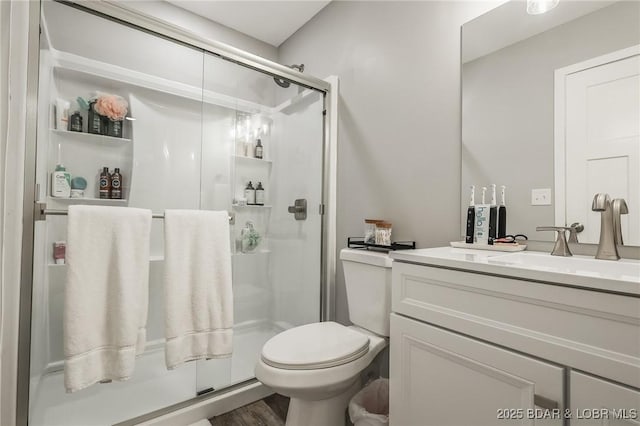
<box><xmin>166</xmin><ymin>0</ymin><xmax>331</xmax><ymax>47</ymax></box>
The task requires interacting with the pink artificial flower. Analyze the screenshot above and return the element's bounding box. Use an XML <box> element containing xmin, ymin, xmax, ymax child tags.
<box><xmin>94</xmin><ymin>94</ymin><xmax>128</xmax><ymax>121</ymax></box>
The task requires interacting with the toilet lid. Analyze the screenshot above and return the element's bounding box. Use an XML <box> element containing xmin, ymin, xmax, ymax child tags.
<box><xmin>261</xmin><ymin>322</ymin><xmax>370</xmax><ymax>370</ymax></box>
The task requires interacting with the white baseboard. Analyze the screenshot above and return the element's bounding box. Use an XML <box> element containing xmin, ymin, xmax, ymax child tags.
<box><xmin>134</xmin><ymin>381</ymin><xmax>273</xmax><ymax>426</ymax></box>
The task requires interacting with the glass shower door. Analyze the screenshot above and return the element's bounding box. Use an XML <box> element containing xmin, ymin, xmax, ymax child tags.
<box><xmin>197</xmin><ymin>52</ymin><xmax>325</xmax><ymax>393</ymax></box>
<box><xmin>27</xmin><ymin>2</ymin><xmax>326</xmax><ymax>424</ymax></box>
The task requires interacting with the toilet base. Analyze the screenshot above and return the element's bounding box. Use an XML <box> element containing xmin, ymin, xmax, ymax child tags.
<box><xmin>285</xmin><ymin>378</ymin><xmax>361</xmax><ymax>426</ymax></box>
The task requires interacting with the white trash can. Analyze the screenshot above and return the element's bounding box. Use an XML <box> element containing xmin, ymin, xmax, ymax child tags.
<box><xmin>348</xmin><ymin>378</ymin><xmax>389</xmax><ymax>426</ymax></box>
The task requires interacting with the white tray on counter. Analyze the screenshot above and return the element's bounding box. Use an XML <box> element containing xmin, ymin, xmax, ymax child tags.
<box><xmin>450</xmin><ymin>241</ymin><xmax>527</xmax><ymax>252</ymax></box>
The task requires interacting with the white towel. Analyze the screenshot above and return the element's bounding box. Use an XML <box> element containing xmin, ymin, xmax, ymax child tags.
<box><xmin>164</xmin><ymin>210</ymin><xmax>233</xmax><ymax>369</ymax></box>
<box><xmin>64</xmin><ymin>205</ymin><xmax>151</xmax><ymax>393</ymax></box>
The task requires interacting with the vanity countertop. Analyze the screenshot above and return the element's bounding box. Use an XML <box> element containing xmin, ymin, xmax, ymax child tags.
<box><xmin>389</xmin><ymin>247</ymin><xmax>640</xmax><ymax>296</ymax></box>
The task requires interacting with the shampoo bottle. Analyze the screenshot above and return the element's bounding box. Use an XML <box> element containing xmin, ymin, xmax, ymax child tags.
<box><xmin>498</xmin><ymin>185</ymin><xmax>507</xmax><ymax>238</ymax></box>
<box><xmin>474</xmin><ymin>186</ymin><xmax>490</xmax><ymax>244</ymax></box>
<box><xmin>110</xmin><ymin>168</ymin><xmax>123</xmax><ymax>199</ymax></box>
<box><xmin>488</xmin><ymin>184</ymin><xmax>498</xmax><ymax>243</ymax></box>
<box><xmin>245</xmin><ymin>181</ymin><xmax>256</xmax><ymax>205</ymax></box>
<box><xmin>255</xmin><ymin>182</ymin><xmax>265</xmax><ymax>205</ymax></box>
<box><xmin>465</xmin><ymin>185</ymin><xmax>475</xmax><ymax>243</ymax></box>
<box><xmin>255</xmin><ymin>139</ymin><xmax>263</xmax><ymax>159</ymax></box>
<box><xmin>99</xmin><ymin>167</ymin><xmax>111</xmax><ymax>199</ymax></box>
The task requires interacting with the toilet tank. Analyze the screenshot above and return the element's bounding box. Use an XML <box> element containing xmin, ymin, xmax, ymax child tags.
<box><xmin>340</xmin><ymin>248</ymin><xmax>393</xmax><ymax>336</ymax></box>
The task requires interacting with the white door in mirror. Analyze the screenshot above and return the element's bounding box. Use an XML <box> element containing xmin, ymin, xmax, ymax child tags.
<box><xmin>562</xmin><ymin>49</ymin><xmax>639</xmax><ymax>245</ymax></box>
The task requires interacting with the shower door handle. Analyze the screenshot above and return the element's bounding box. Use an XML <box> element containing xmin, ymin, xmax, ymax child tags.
<box><xmin>288</xmin><ymin>199</ymin><xmax>307</xmax><ymax>220</ymax></box>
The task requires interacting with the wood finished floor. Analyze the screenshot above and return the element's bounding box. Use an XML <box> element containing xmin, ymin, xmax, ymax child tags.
<box><xmin>209</xmin><ymin>394</ymin><xmax>290</xmax><ymax>426</ymax></box>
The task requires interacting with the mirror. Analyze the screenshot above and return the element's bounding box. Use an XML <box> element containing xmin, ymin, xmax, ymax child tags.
<box><xmin>461</xmin><ymin>0</ymin><xmax>640</xmax><ymax>246</ymax></box>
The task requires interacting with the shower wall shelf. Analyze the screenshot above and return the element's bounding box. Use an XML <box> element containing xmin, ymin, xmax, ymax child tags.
<box><xmin>232</xmin><ymin>155</ymin><xmax>272</xmax><ymax>165</ymax></box>
<box><xmin>47</xmin><ymin>197</ymin><xmax>128</xmax><ymax>204</ymax></box>
<box><xmin>51</xmin><ymin>49</ymin><xmax>273</xmax><ymax>115</ymax></box>
<box><xmin>50</xmin><ymin>129</ymin><xmax>132</xmax><ymax>144</ymax></box>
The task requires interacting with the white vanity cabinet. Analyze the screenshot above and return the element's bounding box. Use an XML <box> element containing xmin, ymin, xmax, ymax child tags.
<box><xmin>388</xmin><ymin>248</ymin><xmax>640</xmax><ymax>426</ymax></box>
<box><xmin>391</xmin><ymin>313</ymin><xmax>564</xmax><ymax>426</ymax></box>
<box><xmin>570</xmin><ymin>372</ymin><xmax>640</xmax><ymax>426</ymax></box>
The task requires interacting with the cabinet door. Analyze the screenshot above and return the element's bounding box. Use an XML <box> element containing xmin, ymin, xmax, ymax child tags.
<box><xmin>390</xmin><ymin>313</ymin><xmax>564</xmax><ymax>426</ymax></box>
<box><xmin>570</xmin><ymin>371</ymin><xmax>640</xmax><ymax>425</ymax></box>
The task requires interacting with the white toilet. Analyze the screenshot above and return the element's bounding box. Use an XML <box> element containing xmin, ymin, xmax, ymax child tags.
<box><xmin>255</xmin><ymin>248</ymin><xmax>392</xmax><ymax>426</ymax></box>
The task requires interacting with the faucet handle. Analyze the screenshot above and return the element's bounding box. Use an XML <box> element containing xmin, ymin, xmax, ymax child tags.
<box><xmin>612</xmin><ymin>198</ymin><xmax>628</xmax><ymax>245</ymax></box>
<box><xmin>568</xmin><ymin>222</ymin><xmax>584</xmax><ymax>244</ymax></box>
<box><xmin>536</xmin><ymin>226</ymin><xmax>573</xmax><ymax>257</ymax></box>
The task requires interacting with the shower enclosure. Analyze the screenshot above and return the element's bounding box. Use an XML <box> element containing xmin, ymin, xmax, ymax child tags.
<box><xmin>17</xmin><ymin>2</ymin><xmax>334</xmax><ymax>425</ymax></box>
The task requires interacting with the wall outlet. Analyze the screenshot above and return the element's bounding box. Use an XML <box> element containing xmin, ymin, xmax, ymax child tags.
<box><xmin>531</xmin><ymin>188</ymin><xmax>552</xmax><ymax>206</ymax></box>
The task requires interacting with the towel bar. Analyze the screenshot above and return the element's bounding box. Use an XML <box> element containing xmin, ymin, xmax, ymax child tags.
<box><xmin>34</xmin><ymin>203</ymin><xmax>235</xmax><ymax>224</ymax></box>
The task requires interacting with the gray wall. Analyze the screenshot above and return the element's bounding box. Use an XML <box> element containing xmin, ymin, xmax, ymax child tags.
<box><xmin>278</xmin><ymin>1</ymin><xmax>499</xmax><ymax>324</ymax></box>
<box><xmin>462</xmin><ymin>1</ymin><xmax>640</xmax><ymax>242</ymax></box>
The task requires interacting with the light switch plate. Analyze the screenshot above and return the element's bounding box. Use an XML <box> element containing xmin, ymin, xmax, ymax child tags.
<box><xmin>531</xmin><ymin>188</ymin><xmax>552</xmax><ymax>205</ymax></box>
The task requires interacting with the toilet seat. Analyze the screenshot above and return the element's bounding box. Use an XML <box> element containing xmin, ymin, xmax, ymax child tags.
<box><xmin>261</xmin><ymin>322</ymin><xmax>370</xmax><ymax>370</ymax></box>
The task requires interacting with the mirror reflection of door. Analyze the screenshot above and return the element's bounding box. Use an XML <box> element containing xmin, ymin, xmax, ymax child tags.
<box><xmin>556</xmin><ymin>46</ymin><xmax>640</xmax><ymax>245</ymax></box>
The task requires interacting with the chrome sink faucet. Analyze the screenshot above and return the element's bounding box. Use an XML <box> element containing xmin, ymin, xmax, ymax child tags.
<box><xmin>591</xmin><ymin>193</ymin><xmax>628</xmax><ymax>261</ymax></box>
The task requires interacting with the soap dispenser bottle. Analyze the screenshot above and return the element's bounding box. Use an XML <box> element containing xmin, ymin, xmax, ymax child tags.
<box><xmin>498</xmin><ymin>185</ymin><xmax>507</xmax><ymax>238</ymax></box>
<box><xmin>465</xmin><ymin>185</ymin><xmax>475</xmax><ymax>243</ymax></box>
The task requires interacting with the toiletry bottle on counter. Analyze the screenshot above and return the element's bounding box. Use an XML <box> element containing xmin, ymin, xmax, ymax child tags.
<box><xmin>99</xmin><ymin>167</ymin><xmax>111</xmax><ymax>199</ymax></box>
<box><xmin>465</xmin><ymin>185</ymin><xmax>475</xmax><ymax>243</ymax></box>
<box><xmin>110</xmin><ymin>168</ymin><xmax>122</xmax><ymax>199</ymax></box>
<box><xmin>255</xmin><ymin>139</ymin><xmax>263</xmax><ymax>159</ymax></box>
<box><xmin>69</xmin><ymin>111</ymin><xmax>83</xmax><ymax>132</ymax></box>
<box><xmin>498</xmin><ymin>185</ymin><xmax>507</xmax><ymax>238</ymax></box>
<box><xmin>245</xmin><ymin>181</ymin><xmax>256</xmax><ymax>205</ymax></box>
<box><xmin>255</xmin><ymin>182</ymin><xmax>265</xmax><ymax>205</ymax></box>
<box><xmin>474</xmin><ymin>187</ymin><xmax>490</xmax><ymax>244</ymax></box>
<box><xmin>51</xmin><ymin>164</ymin><xmax>71</xmax><ymax>198</ymax></box>
<box><xmin>488</xmin><ymin>184</ymin><xmax>498</xmax><ymax>243</ymax></box>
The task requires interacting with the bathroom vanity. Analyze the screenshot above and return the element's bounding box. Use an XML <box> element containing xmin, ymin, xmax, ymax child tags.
<box><xmin>388</xmin><ymin>247</ymin><xmax>640</xmax><ymax>425</ymax></box>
